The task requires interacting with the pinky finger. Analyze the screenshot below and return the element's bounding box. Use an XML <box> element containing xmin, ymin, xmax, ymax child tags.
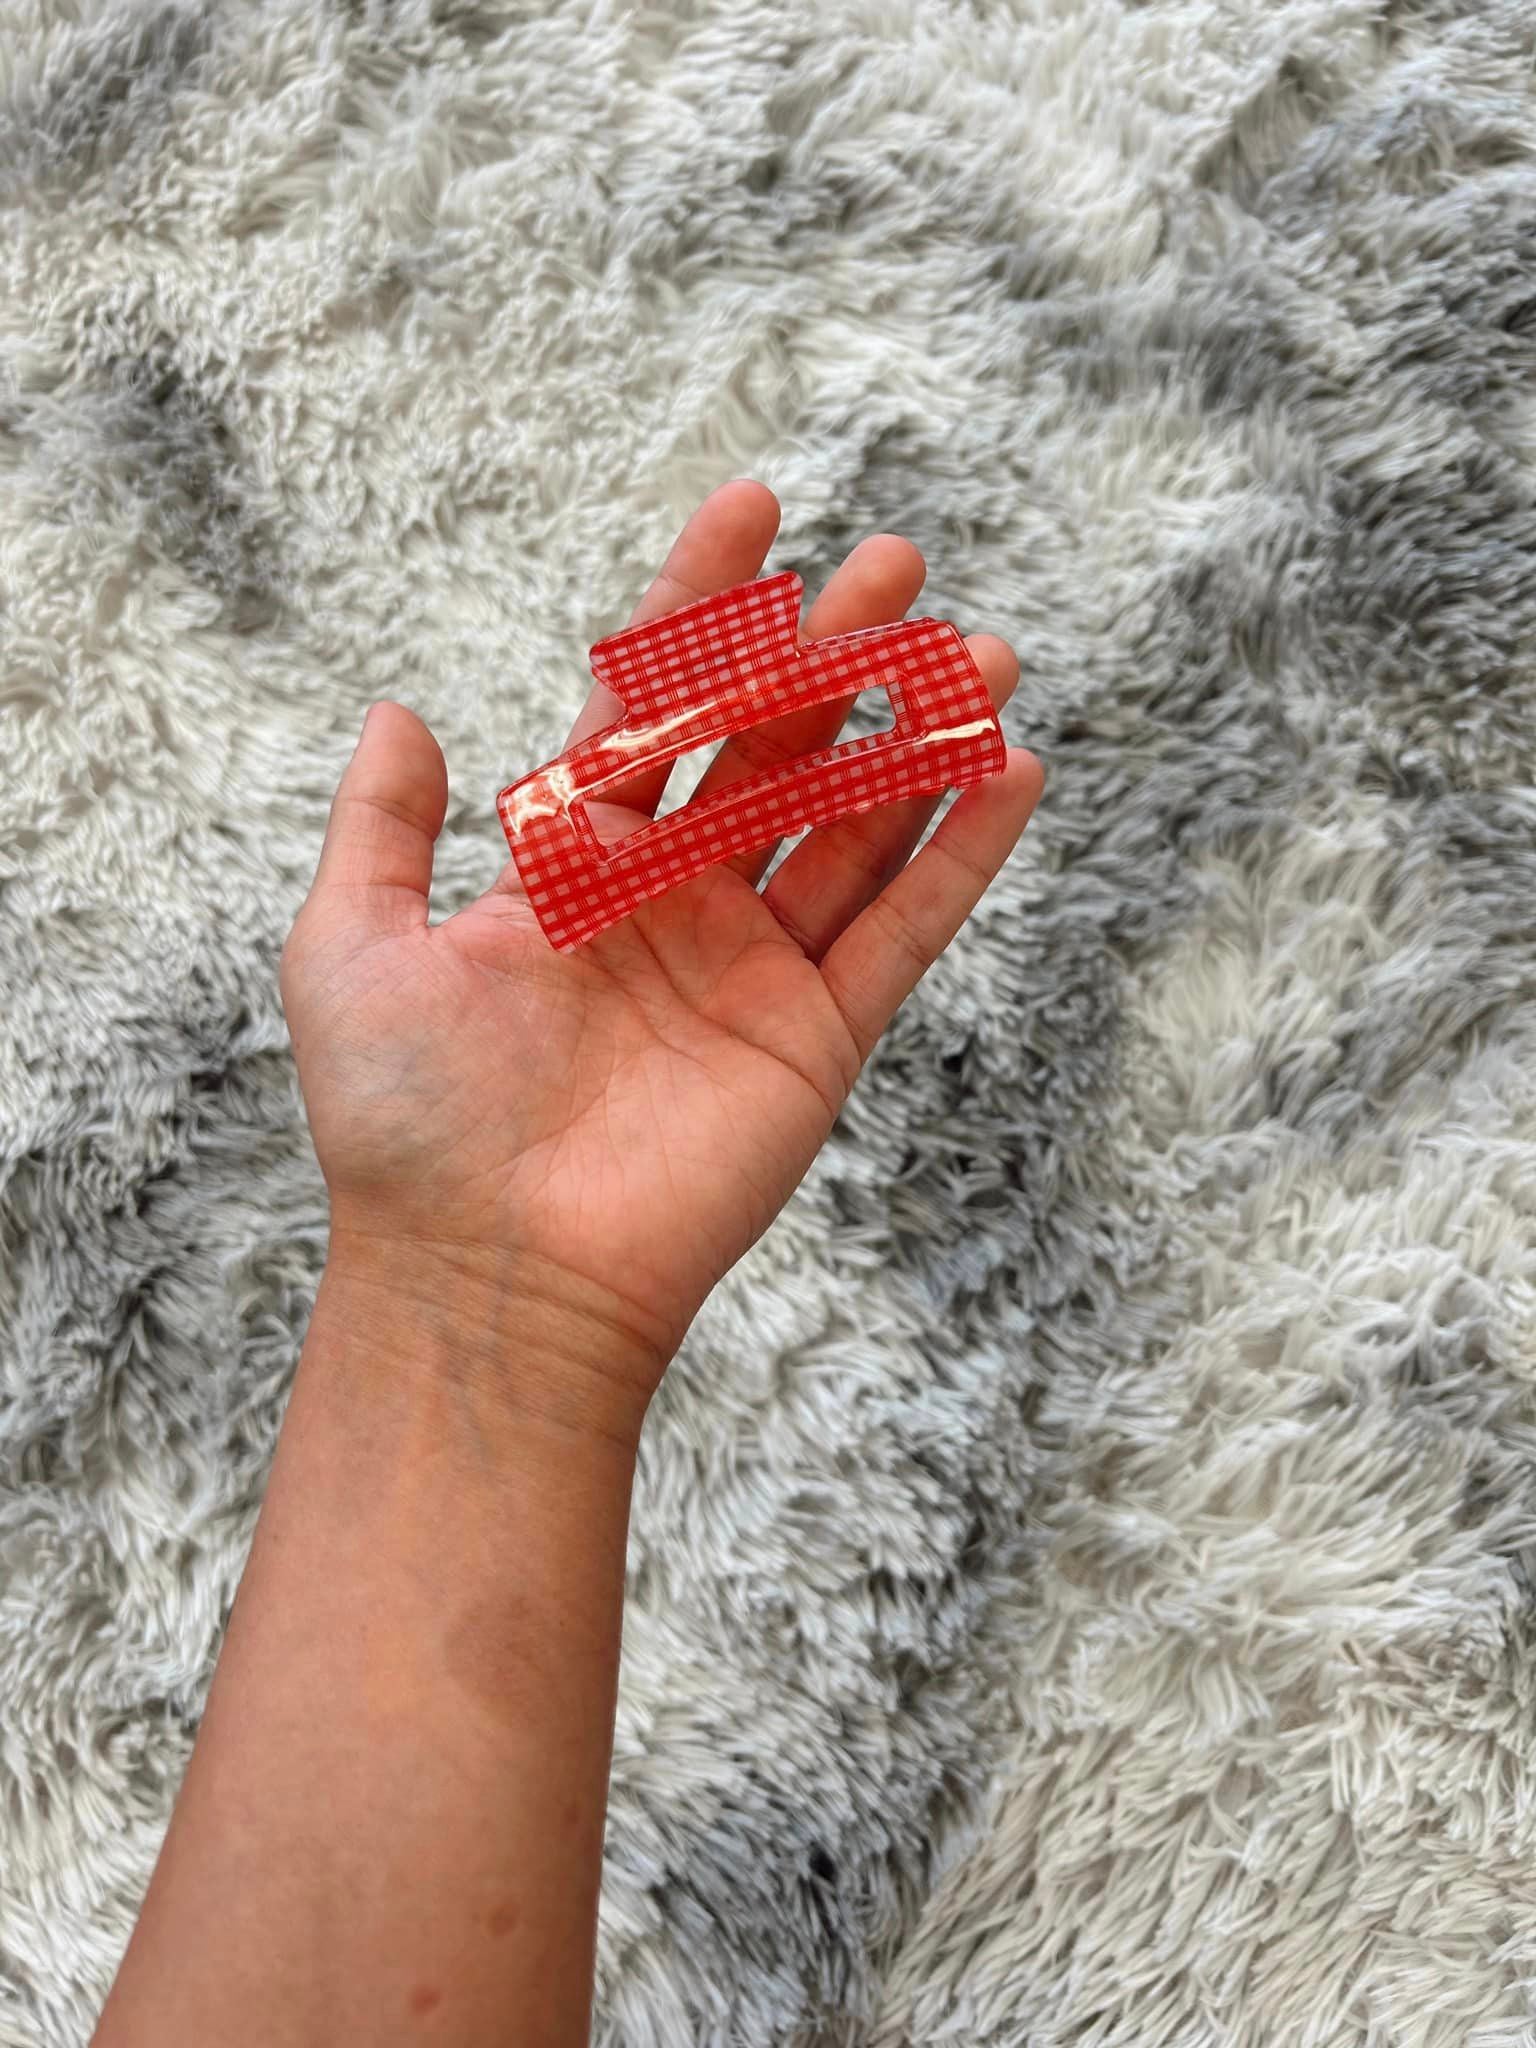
<box><xmin>819</xmin><ymin>749</ymin><xmax>1044</xmax><ymax>1065</ymax></box>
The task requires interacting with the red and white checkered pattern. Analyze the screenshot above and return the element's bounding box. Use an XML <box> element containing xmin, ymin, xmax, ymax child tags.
<box><xmin>497</xmin><ymin>571</ymin><xmax>1005</xmax><ymax>952</ymax></box>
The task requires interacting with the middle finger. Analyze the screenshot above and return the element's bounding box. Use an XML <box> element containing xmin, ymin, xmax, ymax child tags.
<box><xmin>684</xmin><ymin>533</ymin><xmax>927</xmax><ymax>883</ymax></box>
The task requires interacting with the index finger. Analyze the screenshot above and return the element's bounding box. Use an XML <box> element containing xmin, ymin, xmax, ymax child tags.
<box><xmin>560</xmin><ymin>481</ymin><xmax>782</xmax><ymax>816</ymax></box>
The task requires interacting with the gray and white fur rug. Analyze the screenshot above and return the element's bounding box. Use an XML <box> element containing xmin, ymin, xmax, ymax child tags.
<box><xmin>5</xmin><ymin>1</ymin><xmax>1536</xmax><ymax>2041</ymax></box>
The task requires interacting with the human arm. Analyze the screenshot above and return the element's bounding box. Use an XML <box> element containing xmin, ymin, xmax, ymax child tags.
<box><xmin>91</xmin><ymin>482</ymin><xmax>1042</xmax><ymax>2047</ymax></box>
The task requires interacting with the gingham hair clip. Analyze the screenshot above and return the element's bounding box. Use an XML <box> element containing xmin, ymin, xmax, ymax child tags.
<box><xmin>498</xmin><ymin>571</ymin><xmax>1005</xmax><ymax>952</ymax></box>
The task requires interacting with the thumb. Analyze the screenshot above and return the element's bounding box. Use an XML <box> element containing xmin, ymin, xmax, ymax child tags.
<box><xmin>307</xmin><ymin>702</ymin><xmax>448</xmax><ymax>927</ymax></box>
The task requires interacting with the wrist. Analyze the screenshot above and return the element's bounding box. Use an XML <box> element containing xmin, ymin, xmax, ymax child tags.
<box><xmin>313</xmin><ymin>1225</ymin><xmax>675</xmax><ymax>1456</ymax></box>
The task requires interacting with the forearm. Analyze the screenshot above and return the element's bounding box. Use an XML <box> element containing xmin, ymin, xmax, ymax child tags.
<box><xmin>94</xmin><ymin>1248</ymin><xmax>654</xmax><ymax>2048</ymax></box>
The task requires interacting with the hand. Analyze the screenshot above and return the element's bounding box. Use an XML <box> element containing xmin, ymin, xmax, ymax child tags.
<box><xmin>280</xmin><ymin>483</ymin><xmax>1042</xmax><ymax>1431</ymax></box>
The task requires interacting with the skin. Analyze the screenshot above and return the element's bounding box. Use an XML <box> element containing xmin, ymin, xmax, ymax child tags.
<box><xmin>91</xmin><ymin>482</ymin><xmax>1043</xmax><ymax>2047</ymax></box>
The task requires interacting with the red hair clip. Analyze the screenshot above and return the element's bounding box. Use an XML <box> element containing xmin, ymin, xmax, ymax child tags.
<box><xmin>498</xmin><ymin>571</ymin><xmax>1005</xmax><ymax>952</ymax></box>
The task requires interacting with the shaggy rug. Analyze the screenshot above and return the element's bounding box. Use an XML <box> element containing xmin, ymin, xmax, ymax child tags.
<box><xmin>5</xmin><ymin>0</ymin><xmax>1536</xmax><ymax>2041</ymax></box>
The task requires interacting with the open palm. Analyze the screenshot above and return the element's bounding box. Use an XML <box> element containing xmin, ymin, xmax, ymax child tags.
<box><xmin>281</xmin><ymin>484</ymin><xmax>1042</xmax><ymax>1387</ymax></box>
